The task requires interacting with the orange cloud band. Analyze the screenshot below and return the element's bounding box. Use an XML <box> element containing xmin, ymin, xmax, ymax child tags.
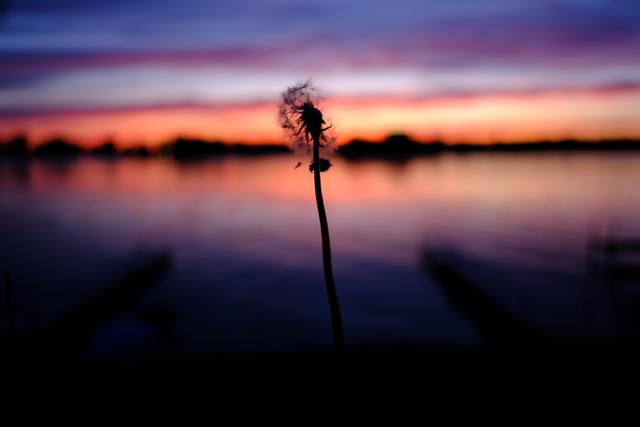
<box><xmin>2</xmin><ymin>87</ymin><xmax>639</xmax><ymax>148</ymax></box>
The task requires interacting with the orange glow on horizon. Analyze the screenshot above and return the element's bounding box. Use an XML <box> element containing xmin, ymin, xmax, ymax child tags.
<box><xmin>1</xmin><ymin>89</ymin><xmax>640</xmax><ymax>148</ymax></box>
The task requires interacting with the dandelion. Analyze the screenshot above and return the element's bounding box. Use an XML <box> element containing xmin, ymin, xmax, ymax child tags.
<box><xmin>278</xmin><ymin>80</ymin><xmax>336</xmax><ymax>169</ymax></box>
<box><xmin>279</xmin><ymin>81</ymin><xmax>345</xmax><ymax>425</ymax></box>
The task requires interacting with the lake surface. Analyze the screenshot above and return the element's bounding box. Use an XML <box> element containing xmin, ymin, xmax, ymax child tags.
<box><xmin>1</xmin><ymin>152</ymin><xmax>639</xmax><ymax>357</ymax></box>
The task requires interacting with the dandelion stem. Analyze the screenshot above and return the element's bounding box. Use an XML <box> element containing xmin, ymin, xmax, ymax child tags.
<box><xmin>312</xmin><ymin>133</ymin><xmax>345</xmax><ymax>426</ymax></box>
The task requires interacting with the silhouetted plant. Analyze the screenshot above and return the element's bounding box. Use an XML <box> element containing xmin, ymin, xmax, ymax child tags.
<box><xmin>279</xmin><ymin>81</ymin><xmax>344</xmax><ymax>425</ymax></box>
<box><xmin>279</xmin><ymin>80</ymin><xmax>336</xmax><ymax>167</ymax></box>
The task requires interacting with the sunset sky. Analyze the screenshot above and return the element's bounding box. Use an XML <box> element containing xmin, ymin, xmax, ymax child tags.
<box><xmin>1</xmin><ymin>0</ymin><xmax>639</xmax><ymax>147</ymax></box>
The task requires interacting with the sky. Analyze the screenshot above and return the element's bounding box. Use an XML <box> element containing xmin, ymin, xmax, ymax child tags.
<box><xmin>0</xmin><ymin>0</ymin><xmax>639</xmax><ymax>146</ymax></box>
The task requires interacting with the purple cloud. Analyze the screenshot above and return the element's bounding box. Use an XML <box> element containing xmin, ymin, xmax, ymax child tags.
<box><xmin>0</xmin><ymin>0</ymin><xmax>639</xmax><ymax>114</ymax></box>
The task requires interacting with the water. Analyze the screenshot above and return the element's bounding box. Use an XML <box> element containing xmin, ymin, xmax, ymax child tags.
<box><xmin>1</xmin><ymin>152</ymin><xmax>639</xmax><ymax>357</ymax></box>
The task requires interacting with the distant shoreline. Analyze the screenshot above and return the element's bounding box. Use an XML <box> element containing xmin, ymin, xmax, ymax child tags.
<box><xmin>1</xmin><ymin>134</ymin><xmax>640</xmax><ymax>160</ymax></box>
<box><xmin>338</xmin><ymin>135</ymin><xmax>640</xmax><ymax>160</ymax></box>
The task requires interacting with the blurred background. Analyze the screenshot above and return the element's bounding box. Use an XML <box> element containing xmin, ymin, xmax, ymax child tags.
<box><xmin>1</xmin><ymin>0</ymin><xmax>640</xmax><ymax>422</ymax></box>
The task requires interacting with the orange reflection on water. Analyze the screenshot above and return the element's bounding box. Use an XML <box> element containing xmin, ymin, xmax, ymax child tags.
<box><xmin>3</xmin><ymin>153</ymin><xmax>640</xmax><ymax>351</ymax></box>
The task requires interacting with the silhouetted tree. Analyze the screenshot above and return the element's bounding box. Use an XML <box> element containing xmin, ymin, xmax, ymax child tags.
<box><xmin>34</xmin><ymin>138</ymin><xmax>82</xmax><ymax>157</ymax></box>
<box><xmin>90</xmin><ymin>141</ymin><xmax>117</xmax><ymax>156</ymax></box>
<box><xmin>0</xmin><ymin>135</ymin><xmax>28</xmax><ymax>157</ymax></box>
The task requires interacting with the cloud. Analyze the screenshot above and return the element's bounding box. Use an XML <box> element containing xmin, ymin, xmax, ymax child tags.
<box><xmin>2</xmin><ymin>0</ymin><xmax>639</xmax><ymax>75</ymax></box>
<box><xmin>2</xmin><ymin>80</ymin><xmax>639</xmax><ymax>119</ymax></box>
<box><xmin>1</xmin><ymin>0</ymin><xmax>639</xmax><ymax>128</ymax></box>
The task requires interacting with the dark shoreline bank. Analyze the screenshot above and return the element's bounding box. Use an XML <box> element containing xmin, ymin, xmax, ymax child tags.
<box><xmin>339</xmin><ymin>134</ymin><xmax>640</xmax><ymax>160</ymax></box>
<box><xmin>2</xmin><ymin>134</ymin><xmax>640</xmax><ymax>161</ymax></box>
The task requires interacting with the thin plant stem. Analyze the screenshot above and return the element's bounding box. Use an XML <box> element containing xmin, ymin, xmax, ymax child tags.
<box><xmin>312</xmin><ymin>133</ymin><xmax>345</xmax><ymax>426</ymax></box>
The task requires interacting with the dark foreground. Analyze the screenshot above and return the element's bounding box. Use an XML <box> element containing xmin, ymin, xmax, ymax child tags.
<box><xmin>2</xmin><ymin>342</ymin><xmax>639</xmax><ymax>424</ymax></box>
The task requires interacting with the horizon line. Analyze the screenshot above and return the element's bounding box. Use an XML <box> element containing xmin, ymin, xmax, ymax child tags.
<box><xmin>3</xmin><ymin>133</ymin><xmax>640</xmax><ymax>152</ymax></box>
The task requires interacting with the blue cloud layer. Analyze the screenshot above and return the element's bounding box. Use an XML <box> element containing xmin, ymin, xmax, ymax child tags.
<box><xmin>1</xmin><ymin>0</ymin><xmax>639</xmax><ymax>113</ymax></box>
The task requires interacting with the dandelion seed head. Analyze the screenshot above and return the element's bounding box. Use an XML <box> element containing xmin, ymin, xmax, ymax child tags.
<box><xmin>278</xmin><ymin>80</ymin><xmax>336</xmax><ymax>160</ymax></box>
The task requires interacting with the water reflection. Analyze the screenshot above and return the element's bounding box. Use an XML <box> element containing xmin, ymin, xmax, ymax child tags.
<box><xmin>1</xmin><ymin>153</ymin><xmax>639</xmax><ymax>356</ymax></box>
